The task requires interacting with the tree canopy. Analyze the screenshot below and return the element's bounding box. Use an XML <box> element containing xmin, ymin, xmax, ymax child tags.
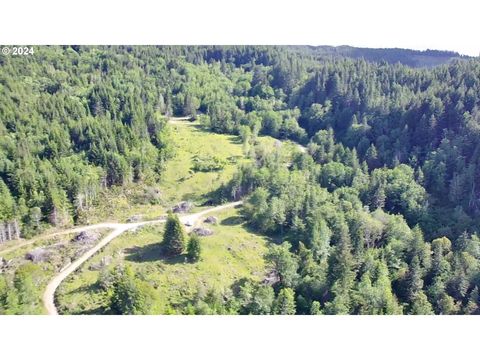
<box><xmin>1</xmin><ymin>45</ymin><xmax>480</xmax><ymax>315</ymax></box>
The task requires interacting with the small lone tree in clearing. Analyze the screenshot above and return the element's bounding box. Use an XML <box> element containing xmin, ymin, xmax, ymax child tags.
<box><xmin>187</xmin><ymin>233</ymin><xmax>202</xmax><ymax>262</ymax></box>
<box><xmin>163</xmin><ymin>212</ymin><xmax>186</xmax><ymax>255</ymax></box>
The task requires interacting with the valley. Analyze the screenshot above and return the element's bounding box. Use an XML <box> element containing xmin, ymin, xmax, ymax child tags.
<box><xmin>1</xmin><ymin>46</ymin><xmax>480</xmax><ymax>315</ymax></box>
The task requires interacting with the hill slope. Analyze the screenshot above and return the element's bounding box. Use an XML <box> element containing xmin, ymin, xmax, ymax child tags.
<box><xmin>290</xmin><ymin>45</ymin><xmax>471</xmax><ymax>67</ymax></box>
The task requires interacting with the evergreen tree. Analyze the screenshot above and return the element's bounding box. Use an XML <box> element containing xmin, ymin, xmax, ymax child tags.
<box><xmin>310</xmin><ymin>301</ymin><xmax>322</xmax><ymax>315</ymax></box>
<box><xmin>406</xmin><ymin>256</ymin><xmax>424</xmax><ymax>302</ymax></box>
<box><xmin>0</xmin><ymin>180</ymin><xmax>15</xmax><ymax>221</ymax></box>
<box><xmin>273</xmin><ymin>288</ymin><xmax>296</xmax><ymax>315</ymax></box>
<box><xmin>187</xmin><ymin>234</ymin><xmax>202</xmax><ymax>262</ymax></box>
<box><xmin>410</xmin><ymin>291</ymin><xmax>434</xmax><ymax>315</ymax></box>
<box><xmin>163</xmin><ymin>213</ymin><xmax>186</xmax><ymax>255</ymax></box>
<box><xmin>464</xmin><ymin>287</ymin><xmax>479</xmax><ymax>314</ymax></box>
<box><xmin>325</xmin><ymin>220</ymin><xmax>355</xmax><ymax>314</ymax></box>
<box><xmin>265</xmin><ymin>243</ymin><xmax>299</xmax><ymax>288</ymax></box>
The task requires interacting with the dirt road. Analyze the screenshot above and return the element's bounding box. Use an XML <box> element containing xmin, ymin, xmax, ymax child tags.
<box><xmin>42</xmin><ymin>201</ymin><xmax>242</xmax><ymax>315</ymax></box>
<box><xmin>0</xmin><ymin>223</ymin><xmax>124</xmax><ymax>256</ymax></box>
<box><xmin>180</xmin><ymin>201</ymin><xmax>243</xmax><ymax>228</ymax></box>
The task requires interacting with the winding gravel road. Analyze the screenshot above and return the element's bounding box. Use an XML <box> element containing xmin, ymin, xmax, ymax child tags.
<box><xmin>42</xmin><ymin>201</ymin><xmax>242</xmax><ymax>315</ymax></box>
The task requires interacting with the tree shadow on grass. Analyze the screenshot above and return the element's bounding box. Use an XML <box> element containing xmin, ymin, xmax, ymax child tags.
<box><xmin>69</xmin><ymin>305</ymin><xmax>109</xmax><ymax>315</ymax></box>
<box><xmin>181</xmin><ymin>192</ymin><xmax>201</xmax><ymax>202</ymax></box>
<box><xmin>228</xmin><ymin>136</ymin><xmax>243</xmax><ymax>145</ymax></box>
<box><xmin>235</xmin><ymin>209</ymin><xmax>283</xmax><ymax>245</ymax></box>
<box><xmin>64</xmin><ymin>282</ymin><xmax>99</xmax><ymax>296</ymax></box>
<box><xmin>220</xmin><ymin>211</ymin><xmax>281</xmax><ymax>245</ymax></box>
<box><xmin>124</xmin><ymin>243</ymin><xmax>187</xmax><ymax>265</ymax></box>
<box><xmin>220</xmin><ymin>215</ymin><xmax>245</xmax><ymax>226</ymax></box>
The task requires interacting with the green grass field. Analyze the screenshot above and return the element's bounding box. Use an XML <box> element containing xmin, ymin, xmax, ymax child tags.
<box><xmin>160</xmin><ymin>122</ymin><xmax>247</xmax><ymax>204</ymax></box>
<box><xmin>57</xmin><ymin>207</ymin><xmax>269</xmax><ymax>314</ymax></box>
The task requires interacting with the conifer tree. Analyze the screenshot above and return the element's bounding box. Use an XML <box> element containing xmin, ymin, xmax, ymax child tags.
<box><xmin>163</xmin><ymin>213</ymin><xmax>186</xmax><ymax>255</ymax></box>
<box><xmin>274</xmin><ymin>288</ymin><xmax>296</xmax><ymax>315</ymax></box>
<box><xmin>0</xmin><ymin>180</ymin><xmax>15</xmax><ymax>222</ymax></box>
<box><xmin>310</xmin><ymin>301</ymin><xmax>322</xmax><ymax>315</ymax></box>
<box><xmin>187</xmin><ymin>233</ymin><xmax>202</xmax><ymax>262</ymax></box>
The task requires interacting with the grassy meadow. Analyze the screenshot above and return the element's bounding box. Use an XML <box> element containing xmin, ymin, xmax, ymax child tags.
<box><xmin>56</xmin><ymin>207</ymin><xmax>269</xmax><ymax>314</ymax></box>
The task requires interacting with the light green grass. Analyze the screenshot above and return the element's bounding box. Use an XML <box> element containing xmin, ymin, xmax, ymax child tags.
<box><xmin>57</xmin><ymin>207</ymin><xmax>269</xmax><ymax>314</ymax></box>
<box><xmin>160</xmin><ymin>122</ymin><xmax>246</xmax><ymax>204</ymax></box>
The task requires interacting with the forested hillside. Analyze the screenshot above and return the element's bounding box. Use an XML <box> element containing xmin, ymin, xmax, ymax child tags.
<box><xmin>292</xmin><ymin>45</ymin><xmax>469</xmax><ymax>67</ymax></box>
<box><xmin>0</xmin><ymin>47</ymin><xmax>174</xmax><ymax>239</ymax></box>
<box><xmin>1</xmin><ymin>46</ymin><xmax>480</xmax><ymax>314</ymax></box>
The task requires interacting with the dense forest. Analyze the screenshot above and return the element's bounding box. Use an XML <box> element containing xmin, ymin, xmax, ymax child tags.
<box><xmin>293</xmin><ymin>45</ymin><xmax>469</xmax><ymax>67</ymax></box>
<box><xmin>1</xmin><ymin>45</ymin><xmax>480</xmax><ymax>314</ymax></box>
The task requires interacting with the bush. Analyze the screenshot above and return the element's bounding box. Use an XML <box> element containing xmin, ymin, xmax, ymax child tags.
<box><xmin>109</xmin><ymin>265</ymin><xmax>158</xmax><ymax>315</ymax></box>
<box><xmin>191</xmin><ymin>155</ymin><xmax>226</xmax><ymax>172</ymax></box>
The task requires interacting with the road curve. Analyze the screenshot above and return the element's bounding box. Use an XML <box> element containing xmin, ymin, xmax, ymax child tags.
<box><xmin>43</xmin><ymin>201</ymin><xmax>242</xmax><ymax>315</ymax></box>
<box><xmin>180</xmin><ymin>201</ymin><xmax>243</xmax><ymax>228</ymax></box>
